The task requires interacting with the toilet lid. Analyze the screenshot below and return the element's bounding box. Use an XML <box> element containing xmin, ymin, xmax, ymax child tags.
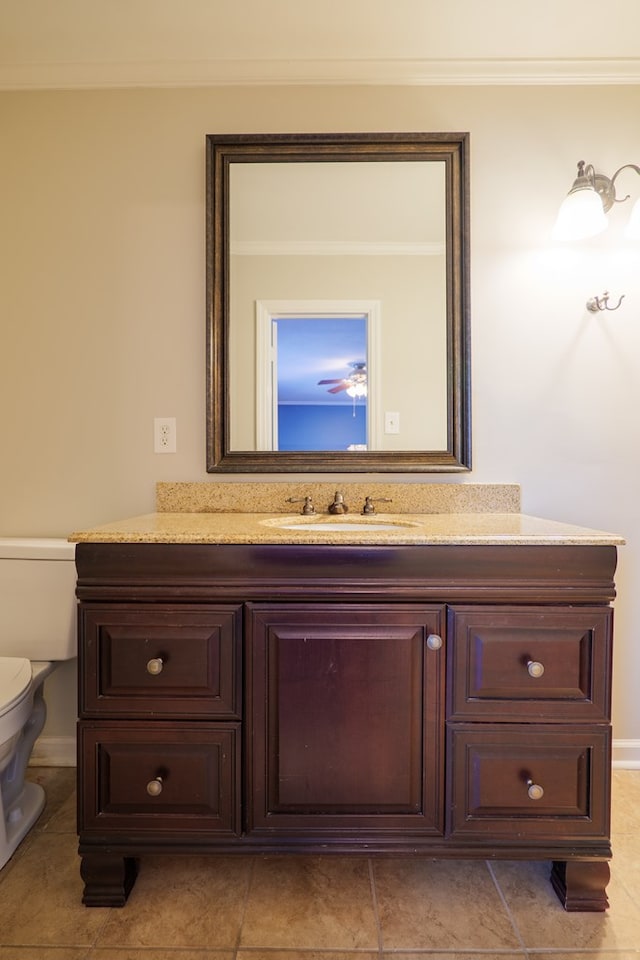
<box><xmin>0</xmin><ymin>658</ymin><xmax>32</xmax><ymax>717</ymax></box>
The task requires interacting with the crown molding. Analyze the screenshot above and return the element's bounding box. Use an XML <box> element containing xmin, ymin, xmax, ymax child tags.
<box><xmin>2</xmin><ymin>57</ymin><xmax>640</xmax><ymax>90</ymax></box>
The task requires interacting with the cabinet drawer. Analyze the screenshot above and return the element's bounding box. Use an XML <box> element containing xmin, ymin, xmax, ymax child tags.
<box><xmin>448</xmin><ymin>606</ymin><xmax>611</xmax><ymax>721</ymax></box>
<box><xmin>78</xmin><ymin>721</ymin><xmax>240</xmax><ymax>835</ymax></box>
<box><xmin>447</xmin><ymin>724</ymin><xmax>610</xmax><ymax>840</ymax></box>
<box><xmin>80</xmin><ymin>604</ymin><xmax>242</xmax><ymax>718</ymax></box>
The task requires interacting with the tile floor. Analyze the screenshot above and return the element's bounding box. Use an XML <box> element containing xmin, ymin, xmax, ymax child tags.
<box><xmin>0</xmin><ymin>768</ymin><xmax>640</xmax><ymax>959</ymax></box>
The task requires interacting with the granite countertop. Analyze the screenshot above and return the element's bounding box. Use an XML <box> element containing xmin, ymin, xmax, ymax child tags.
<box><xmin>69</xmin><ymin>511</ymin><xmax>624</xmax><ymax>547</ymax></box>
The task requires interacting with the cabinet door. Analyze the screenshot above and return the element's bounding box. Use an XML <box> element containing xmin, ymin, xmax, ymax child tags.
<box><xmin>247</xmin><ymin>603</ymin><xmax>444</xmax><ymax>835</ymax></box>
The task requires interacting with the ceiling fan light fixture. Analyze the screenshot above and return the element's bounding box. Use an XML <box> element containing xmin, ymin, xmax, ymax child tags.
<box><xmin>346</xmin><ymin>381</ymin><xmax>367</xmax><ymax>398</ymax></box>
<box><xmin>318</xmin><ymin>360</ymin><xmax>367</xmax><ymax>397</ymax></box>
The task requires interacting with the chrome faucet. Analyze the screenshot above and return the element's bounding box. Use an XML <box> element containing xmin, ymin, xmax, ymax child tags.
<box><xmin>328</xmin><ymin>491</ymin><xmax>349</xmax><ymax>514</ymax></box>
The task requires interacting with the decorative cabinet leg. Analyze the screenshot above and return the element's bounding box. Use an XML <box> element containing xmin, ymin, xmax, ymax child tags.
<box><xmin>80</xmin><ymin>854</ymin><xmax>139</xmax><ymax>907</ymax></box>
<box><xmin>550</xmin><ymin>859</ymin><xmax>610</xmax><ymax>912</ymax></box>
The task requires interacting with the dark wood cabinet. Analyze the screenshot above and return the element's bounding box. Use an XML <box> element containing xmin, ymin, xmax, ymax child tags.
<box><xmin>75</xmin><ymin>541</ymin><xmax>617</xmax><ymax>911</ymax></box>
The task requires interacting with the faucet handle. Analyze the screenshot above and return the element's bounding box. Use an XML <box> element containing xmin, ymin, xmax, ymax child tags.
<box><xmin>286</xmin><ymin>496</ymin><xmax>315</xmax><ymax>515</ymax></box>
<box><xmin>362</xmin><ymin>496</ymin><xmax>392</xmax><ymax>515</ymax></box>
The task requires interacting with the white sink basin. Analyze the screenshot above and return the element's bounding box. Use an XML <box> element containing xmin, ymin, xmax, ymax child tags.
<box><xmin>262</xmin><ymin>516</ymin><xmax>418</xmax><ymax>532</ymax></box>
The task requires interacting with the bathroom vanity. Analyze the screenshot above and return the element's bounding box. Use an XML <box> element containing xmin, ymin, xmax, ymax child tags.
<box><xmin>72</xmin><ymin>490</ymin><xmax>622</xmax><ymax>911</ymax></box>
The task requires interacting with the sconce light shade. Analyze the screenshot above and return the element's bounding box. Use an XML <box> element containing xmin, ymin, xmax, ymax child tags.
<box><xmin>624</xmin><ymin>198</ymin><xmax>640</xmax><ymax>240</ymax></box>
<box><xmin>555</xmin><ymin>160</ymin><xmax>640</xmax><ymax>241</ymax></box>
<box><xmin>553</xmin><ymin>170</ymin><xmax>608</xmax><ymax>241</ymax></box>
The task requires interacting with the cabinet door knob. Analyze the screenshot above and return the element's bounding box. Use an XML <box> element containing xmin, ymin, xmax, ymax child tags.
<box><xmin>146</xmin><ymin>776</ymin><xmax>163</xmax><ymax>797</ymax></box>
<box><xmin>146</xmin><ymin>657</ymin><xmax>164</xmax><ymax>676</ymax></box>
<box><xmin>527</xmin><ymin>779</ymin><xmax>544</xmax><ymax>801</ymax></box>
<box><xmin>527</xmin><ymin>659</ymin><xmax>545</xmax><ymax>678</ymax></box>
<box><xmin>427</xmin><ymin>633</ymin><xmax>443</xmax><ymax>651</ymax></box>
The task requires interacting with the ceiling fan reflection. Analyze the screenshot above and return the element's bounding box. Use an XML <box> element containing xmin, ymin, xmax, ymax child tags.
<box><xmin>318</xmin><ymin>361</ymin><xmax>368</xmax><ymax>399</ymax></box>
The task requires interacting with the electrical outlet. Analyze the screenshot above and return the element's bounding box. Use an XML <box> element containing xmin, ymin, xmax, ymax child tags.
<box><xmin>154</xmin><ymin>417</ymin><xmax>177</xmax><ymax>453</ymax></box>
<box><xmin>384</xmin><ymin>411</ymin><xmax>400</xmax><ymax>434</ymax></box>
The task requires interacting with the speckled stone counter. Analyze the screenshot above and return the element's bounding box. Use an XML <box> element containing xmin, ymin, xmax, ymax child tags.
<box><xmin>70</xmin><ymin>510</ymin><xmax>623</xmax><ymax>546</ymax></box>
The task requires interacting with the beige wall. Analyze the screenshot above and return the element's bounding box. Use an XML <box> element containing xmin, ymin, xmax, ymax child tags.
<box><xmin>1</xmin><ymin>83</ymin><xmax>639</xmax><ymax>748</ymax></box>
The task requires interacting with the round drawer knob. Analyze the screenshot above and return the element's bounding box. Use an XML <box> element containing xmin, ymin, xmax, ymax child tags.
<box><xmin>427</xmin><ymin>633</ymin><xmax>443</xmax><ymax>651</ymax></box>
<box><xmin>527</xmin><ymin>659</ymin><xmax>545</xmax><ymax>678</ymax></box>
<box><xmin>146</xmin><ymin>776</ymin><xmax>163</xmax><ymax>797</ymax></box>
<box><xmin>527</xmin><ymin>779</ymin><xmax>544</xmax><ymax>801</ymax></box>
<box><xmin>146</xmin><ymin>657</ymin><xmax>164</xmax><ymax>676</ymax></box>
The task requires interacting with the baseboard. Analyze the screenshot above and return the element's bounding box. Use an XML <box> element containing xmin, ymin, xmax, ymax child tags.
<box><xmin>29</xmin><ymin>736</ymin><xmax>76</xmax><ymax>768</ymax></box>
<box><xmin>613</xmin><ymin>739</ymin><xmax>640</xmax><ymax>769</ymax></box>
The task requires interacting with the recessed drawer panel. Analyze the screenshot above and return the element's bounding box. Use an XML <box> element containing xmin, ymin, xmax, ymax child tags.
<box><xmin>448</xmin><ymin>606</ymin><xmax>611</xmax><ymax>721</ymax></box>
<box><xmin>78</xmin><ymin>721</ymin><xmax>240</xmax><ymax>835</ymax></box>
<box><xmin>447</xmin><ymin>723</ymin><xmax>610</xmax><ymax>840</ymax></box>
<box><xmin>80</xmin><ymin>604</ymin><xmax>242</xmax><ymax>718</ymax></box>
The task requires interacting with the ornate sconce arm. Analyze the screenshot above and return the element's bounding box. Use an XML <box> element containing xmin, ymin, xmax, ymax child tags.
<box><xmin>609</xmin><ymin>164</ymin><xmax>640</xmax><ymax>205</ymax></box>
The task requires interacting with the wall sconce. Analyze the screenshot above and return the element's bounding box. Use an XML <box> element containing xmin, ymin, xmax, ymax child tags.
<box><xmin>554</xmin><ymin>160</ymin><xmax>640</xmax><ymax>241</ymax></box>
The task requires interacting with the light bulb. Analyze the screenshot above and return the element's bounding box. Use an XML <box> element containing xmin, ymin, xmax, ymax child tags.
<box><xmin>346</xmin><ymin>382</ymin><xmax>367</xmax><ymax>398</ymax></box>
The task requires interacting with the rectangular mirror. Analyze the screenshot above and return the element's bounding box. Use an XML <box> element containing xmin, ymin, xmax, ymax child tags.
<box><xmin>206</xmin><ymin>132</ymin><xmax>470</xmax><ymax>472</ymax></box>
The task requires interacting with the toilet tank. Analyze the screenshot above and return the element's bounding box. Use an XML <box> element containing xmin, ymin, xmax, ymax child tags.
<box><xmin>0</xmin><ymin>538</ymin><xmax>77</xmax><ymax>660</ymax></box>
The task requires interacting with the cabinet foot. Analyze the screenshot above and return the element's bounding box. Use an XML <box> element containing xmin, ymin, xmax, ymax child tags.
<box><xmin>80</xmin><ymin>854</ymin><xmax>139</xmax><ymax>907</ymax></box>
<box><xmin>550</xmin><ymin>859</ymin><xmax>610</xmax><ymax>912</ymax></box>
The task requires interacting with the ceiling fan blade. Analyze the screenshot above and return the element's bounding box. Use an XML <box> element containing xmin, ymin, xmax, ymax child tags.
<box><xmin>318</xmin><ymin>378</ymin><xmax>344</xmax><ymax>385</ymax></box>
<box><xmin>328</xmin><ymin>383</ymin><xmax>349</xmax><ymax>393</ymax></box>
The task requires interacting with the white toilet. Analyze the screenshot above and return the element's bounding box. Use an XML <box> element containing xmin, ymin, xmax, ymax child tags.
<box><xmin>0</xmin><ymin>537</ymin><xmax>77</xmax><ymax>868</ymax></box>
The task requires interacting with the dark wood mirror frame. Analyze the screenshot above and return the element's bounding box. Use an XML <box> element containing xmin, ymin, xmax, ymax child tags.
<box><xmin>206</xmin><ymin>132</ymin><xmax>471</xmax><ymax>473</ymax></box>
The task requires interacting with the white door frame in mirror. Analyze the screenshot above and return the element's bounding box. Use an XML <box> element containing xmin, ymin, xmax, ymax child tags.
<box><xmin>255</xmin><ymin>299</ymin><xmax>381</xmax><ymax>452</ymax></box>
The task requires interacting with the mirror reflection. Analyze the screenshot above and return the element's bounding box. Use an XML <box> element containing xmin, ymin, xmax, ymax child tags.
<box><xmin>206</xmin><ymin>133</ymin><xmax>470</xmax><ymax>472</ymax></box>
